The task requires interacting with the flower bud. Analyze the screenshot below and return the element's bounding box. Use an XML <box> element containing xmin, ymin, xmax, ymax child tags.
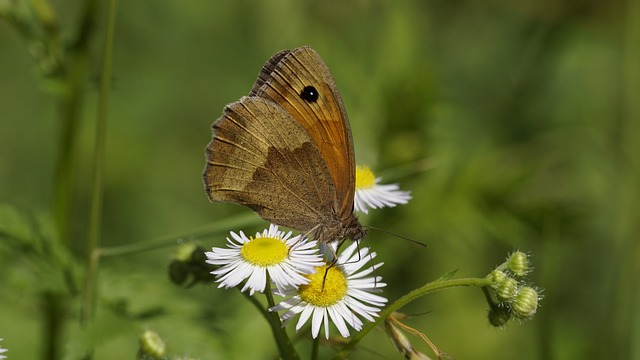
<box><xmin>496</xmin><ymin>277</ymin><xmax>518</xmax><ymax>302</ymax></box>
<box><xmin>138</xmin><ymin>330</ymin><xmax>166</xmax><ymax>360</ymax></box>
<box><xmin>190</xmin><ymin>246</ymin><xmax>207</xmax><ymax>263</ymax></box>
<box><xmin>512</xmin><ymin>286</ymin><xmax>539</xmax><ymax>318</ymax></box>
<box><xmin>168</xmin><ymin>260</ymin><xmax>189</xmax><ymax>286</ymax></box>
<box><xmin>174</xmin><ymin>243</ymin><xmax>201</xmax><ymax>262</ymax></box>
<box><xmin>488</xmin><ymin>305</ymin><xmax>512</xmax><ymax>328</ymax></box>
<box><xmin>169</xmin><ymin>244</ymin><xmax>212</xmax><ymax>287</ymax></box>
<box><xmin>507</xmin><ymin>251</ymin><xmax>529</xmax><ymax>277</ymax></box>
<box><xmin>489</xmin><ymin>270</ymin><xmax>507</xmax><ymax>288</ymax></box>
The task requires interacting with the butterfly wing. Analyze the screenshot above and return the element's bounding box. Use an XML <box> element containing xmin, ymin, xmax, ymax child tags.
<box><xmin>204</xmin><ymin>96</ymin><xmax>335</xmax><ymax>232</ymax></box>
<box><xmin>249</xmin><ymin>47</ymin><xmax>357</xmax><ymax>219</ymax></box>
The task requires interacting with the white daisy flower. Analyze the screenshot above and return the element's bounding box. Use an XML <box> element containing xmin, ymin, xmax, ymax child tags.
<box><xmin>270</xmin><ymin>242</ymin><xmax>387</xmax><ymax>339</ymax></box>
<box><xmin>0</xmin><ymin>338</ymin><xmax>7</xmax><ymax>359</ymax></box>
<box><xmin>354</xmin><ymin>165</ymin><xmax>412</xmax><ymax>214</ymax></box>
<box><xmin>205</xmin><ymin>224</ymin><xmax>324</xmax><ymax>295</ymax></box>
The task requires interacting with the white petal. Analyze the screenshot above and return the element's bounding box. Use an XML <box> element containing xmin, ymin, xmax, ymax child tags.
<box><xmin>296</xmin><ymin>305</ymin><xmax>314</xmax><ymax>332</ymax></box>
<box><xmin>242</xmin><ymin>267</ymin><xmax>266</xmax><ymax>294</ymax></box>
<box><xmin>322</xmin><ymin>308</ymin><xmax>331</xmax><ymax>340</ymax></box>
<box><xmin>311</xmin><ymin>307</ymin><xmax>326</xmax><ymax>339</ymax></box>
<box><xmin>327</xmin><ymin>305</ymin><xmax>351</xmax><ymax>337</ymax></box>
<box><xmin>336</xmin><ymin>301</ymin><xmax>363</xmax><ymax>330</ymax></box>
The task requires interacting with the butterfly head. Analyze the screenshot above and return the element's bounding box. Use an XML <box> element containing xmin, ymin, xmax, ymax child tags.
<box><xmin>313</xmin><ymin>212</ymin><xmax>366</xmax><ymax>244</ymax></box>
<box><xmin>345</xmin><ymin>220</ymin><xmax>367</xmax><ymax>242</ymax></box>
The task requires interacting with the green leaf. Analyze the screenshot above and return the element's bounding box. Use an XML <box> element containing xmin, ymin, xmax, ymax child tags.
<box><xmin>0</xmin><ymin>203</ymin><xmax>38</xmax><ymax>245</ymax></box>
<box><xmin>437</xmin><ymin>268</ymin><xmax>459</xmax><ymax>280</ymax></box>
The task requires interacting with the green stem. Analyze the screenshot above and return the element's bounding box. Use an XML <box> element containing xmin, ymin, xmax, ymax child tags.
<box><xmin>242</xmin><ymin>291</ymin><xmax>267</xmax><ymax>316</ymax></box>
<box><xmin>264</xmin><ymin>280</ymin><xmax>300</xmax><ymax>360</ymax></box>
<box><xmin>81</xmin><ymin>0</ymin><xmax>116</xmax><ymax>316</ymax></box>
<box><xmin>45</xmin><ymin>0</ymin><xmax>100</xmax><ymax>360</ymax></box>
<box><xmin>80</xmin><ymin>1</ymin><xmax>117</xmax><ymax>359</ymax></box>
<box><xmin>52</xmin><ymin>0</ymin><xmax>99</xmax><ymax>249</ymax></box>
<box><xmin>311</xmin><ymin>336</ymin><xmax>319</xmax><ymax>360</ymax></box>
<box><xmin>332</xmin><ymin>277</ymin><xmax>492</xmax><ymax>359</ymax></box>
<box><xmin>98</xmin><ymin>212</ymin><xmax>260</xmax><ymax>258</ymax></box>
<box><xmin>40</xmin><ymin>291</ymin><xmax>65</xmax><ymax>360</ymax></box>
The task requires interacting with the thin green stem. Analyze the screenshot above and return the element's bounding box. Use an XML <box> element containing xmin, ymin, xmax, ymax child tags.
<box><xmin>332</xmin><ymin>277</ymin><xmax>492</xmax><ymax>359</ymax></box>
<box><xmin>52</xmin><ymin>0</ymin><xmax>99</xmax><ymax>249</ymax></box>
<box><xmin>98</xmin><ymin>212</ymin><xmax>261</xmax><ymax>257</ymax></box>
<box><xmin>44</xmin><ymin>0</ymin><xmax>100</xmax><ymax>359</ymax></box>
<box><xmin>80</xmin><ymin>1</ymin><xmax>117</xmax><ymax>359</ymax></box>
<box><xmin>40</xmin><ymin>291</ymin><xmax>65</xmax><ymax>360</ymax></box>
<box><xmin>311</xmin><ymin>336</ymin><xmax>319</xmax><ymax>360</ymax></box>
<box><xmin>264</xmin><ymin>280</ymin><xmax>300</xmax><ymax>360</ymax></box>
<box><xmin>81</xmin><ymin>0</ymin><xmax>116</xmax><ymax>322</ymax></box>
<box><xmin>242</xmin><ymin>291</ymin><xmax>268</xmax><ymax>317</ymax></box>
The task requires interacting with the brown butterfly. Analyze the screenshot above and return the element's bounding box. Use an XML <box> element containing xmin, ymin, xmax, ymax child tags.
<box><xmin>203</xmin><ymin>46</ymin><xmax>366</xmax><ymax>245</ymax></box>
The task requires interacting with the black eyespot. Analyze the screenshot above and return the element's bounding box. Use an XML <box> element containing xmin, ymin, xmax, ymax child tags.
<box><xmin>300</xmin><ymin>86</ymin><xmax>319</xmax><ymax>102</ymax></box>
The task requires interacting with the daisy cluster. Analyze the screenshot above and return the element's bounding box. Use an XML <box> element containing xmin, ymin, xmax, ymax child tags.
<box><xmin>205</xmin><ymin>166</ymin><xmax>410</xmax><ymax>339</ymax></box>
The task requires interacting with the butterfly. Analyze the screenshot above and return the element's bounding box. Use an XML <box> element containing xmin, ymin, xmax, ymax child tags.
<box><xmin>203</xmin><ymin>46</ymin><xmax>365</xmax><ymax>245</ymax></box>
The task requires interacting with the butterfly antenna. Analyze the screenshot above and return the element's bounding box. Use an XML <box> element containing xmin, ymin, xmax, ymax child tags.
<box><xmin>366</xmin><ymin>225</ymin><xmax>427</xmax><ymax>248</ymax></box>
<box><xmin>322</xmin><ymin>237</ymin><xmax>383</xmax><ymax>289</ymax></box>
<box><xmin>322</xmin><ymin>238</ymin><xmax>346</xmax><ymax>290</ymax></box>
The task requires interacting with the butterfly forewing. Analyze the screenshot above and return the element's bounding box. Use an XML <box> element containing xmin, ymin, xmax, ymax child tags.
<box><xmin>250</xmin><ymin>47</ymin><xmax>357</xmax><ymax>219</ymax></box>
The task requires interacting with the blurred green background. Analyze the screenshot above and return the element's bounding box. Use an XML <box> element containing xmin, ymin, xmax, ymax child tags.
<box><xmin>1</xmin><ymin>0</ymin><xmax>639</xmax><ymax>359</ymax></box>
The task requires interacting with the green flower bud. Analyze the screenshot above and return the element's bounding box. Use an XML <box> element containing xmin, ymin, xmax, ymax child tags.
<box><xmin>496</xmin><ymin>277</ymin><xmax>518</xmax><ymax>302</ymax></box>
<box><xmin>190</xmin><ymin>246</ymin><xmax>207</xmax><ymax>263</ymax></box>
<box><xmin>512</xmin><ymin>286</ymin><xmax>539</xmax><ymax>318</ymax></box>
<box><xmin>169</xmin><ymin>244</ymin><xmax>211</xmax><ymax>287</ymax></box>
<box><xmin>490</xmin><ymin>270</ymin><xmax>508</xmax><ymax>289</ymax></box>
<box><xmin>507</xmin><ymin>251</ymin><xmax>529</xmax><ymax>277</ymax></box>
<box><xmin>488</xmin><ymin>304</ymin><xmax>512</xmax><ymax>328</ymax></box>
<box><xmin>174</xmin><ymin>243</ymin><xmax>201</xmax><ymax>262</ymax></box>
<box><xmin>138</xmin><ymin>330</ymin><xmax>166</xmax><ymax>360</ymax></box>
<box><xmin>168</xmin><ymin>260</ymin><xmax>189</xmax><ymax>286</ymax></box>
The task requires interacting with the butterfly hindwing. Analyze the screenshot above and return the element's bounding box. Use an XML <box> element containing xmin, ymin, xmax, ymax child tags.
<box><xmin>204</xmin><ymin>96</ymin><xmax>336</xmax><ymax>232</ymax></box>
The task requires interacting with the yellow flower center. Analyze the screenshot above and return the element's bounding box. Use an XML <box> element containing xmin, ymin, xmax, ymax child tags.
<box><xmin>355</xmin><ymin>165</ymin><xmax>376</xmax><ymax>189</ymax></box>
<box><xmin>240</xmin><ymin>236</ymin><xmax>288</xmax><ymax>266</ymax></box>
<box><xmin>298</xmin><ymin>265</ymin><xmax>348</xmax><ymax>307</ymax></box>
